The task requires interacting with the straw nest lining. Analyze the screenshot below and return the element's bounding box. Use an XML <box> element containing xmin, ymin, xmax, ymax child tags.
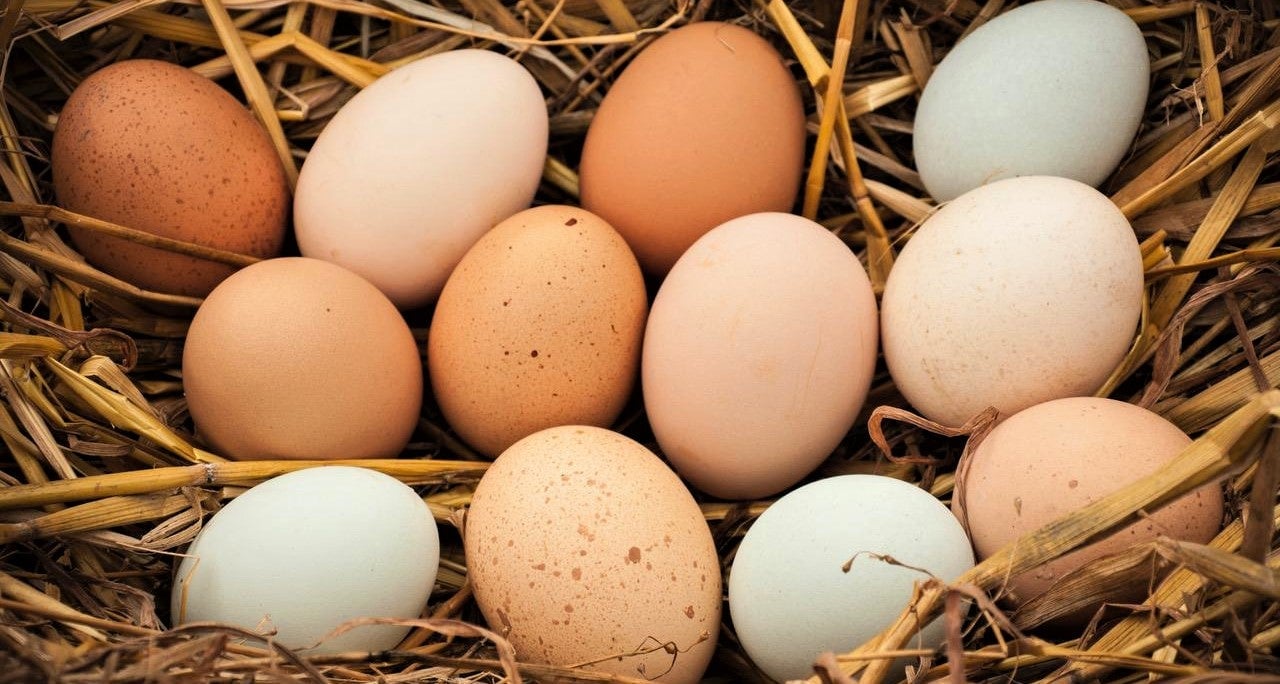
<box><xmin>1</xmin><ymin>0</ymin><xmax>1278</xmax><ymax>681</ymax></box>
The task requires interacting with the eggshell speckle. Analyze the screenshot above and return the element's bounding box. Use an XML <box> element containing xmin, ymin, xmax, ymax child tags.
<box><xmin>52</xmin><ymin>59</ymin><xmax>288</xmax><ymax>297</ymax></box>
<box><xmin>913</xmin><ymin>0</ymin><xmax>1150</xmax><ymax>201</ymax></box>
<box><xmin>428</xmin><ymin>206</ymin><xmax>647</xmax><ymax>457</ymax></box>
<box><xmin>880</xmin><ymin>176</ymin><xmax>1143</xmax><ymax>427</ymax></box>
<box><xmin>955</xmin><ymin>397</ymin><xmax>1223</xmax><ymax>622</ymax></box>
<box><xmin>730</xmin><ymin>475</ymin><xmax>974</xmax><ymax>682</ymax></box>
<box><xmin>642</xmin><ymin>213</ymin><xmax>878</xmax><ymax>500</ymax></box>
<box><xmin>183</xmin><ymin>258</ymin><xmax>422</xmax><ymax>460</ymax></box>
<box><xmin>465</xmin><ymin>426</ymin><xmax>720</xmax><ymax>684</ymax></box>
<box><xmin>173</xmin><ymin>466</ymin><xmax>440</xmax><ymax>653</ymax></box>
<box><xmin>295</xmin><ymin>49</ymin><xmax>548</xmax><ymax>308</ymax></box>
<box><xmin>580</xmin><ymin>22</ymin><xmax>806</xmax><ymax>275</ymax></box>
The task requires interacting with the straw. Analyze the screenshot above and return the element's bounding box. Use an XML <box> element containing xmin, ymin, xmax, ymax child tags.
<box><xmin>2</xmin><ymin>0</ymin><xmax>1278</xmax><ymax>681</ymax></box>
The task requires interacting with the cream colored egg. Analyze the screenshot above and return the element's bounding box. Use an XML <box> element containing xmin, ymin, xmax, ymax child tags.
<box><xmin>295</xmin><ymin>50</ymin><xmax>548</xmax><ymax>308</ymax></box>
<box><xmin>880</xmin><ymin>176</ymin><xmax>1143</xmax><ymax>427</ymax></box>
<box><xmin>465</xmin><ymin>426</ymin><xmax>720</xmax><ymax>684</ymax></box>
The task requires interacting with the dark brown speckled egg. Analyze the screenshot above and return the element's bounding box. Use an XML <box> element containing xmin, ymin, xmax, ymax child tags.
<box><xmin>51</xmin><ymin>59</ymin><xmax>288</xmax><ymax>297</ymax></box>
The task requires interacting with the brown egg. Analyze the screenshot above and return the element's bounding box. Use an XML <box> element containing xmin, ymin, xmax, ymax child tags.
<box><xmin>51</xmin><ymin>59</ymin><xmax>288</xmax><ymax>297</ymax></box>
<box><xmin>954</xmin><ymin>397</ymin><xmax>1223</xmax><ymax>624</ymax></box>
<box><xmin>465</xmin><ymin>426</ymin><xmax>720</xmax><ymax>684</ymax></box>
<box><xmin>579</xmin><ymin>22</ymin><xmax>806</xmax><ymax>275</ymax></box>
<box><xmin>182</xmin><ymin>258</ymin><xmax>422</xmax><ymax>460</ymax></box>
<box><xmin>427</xmin><ymin>205</ymin><xmax>647</xmax><ymax>457</ymax></box>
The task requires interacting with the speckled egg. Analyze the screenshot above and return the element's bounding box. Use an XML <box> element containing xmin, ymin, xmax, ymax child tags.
<box><xmin>465</xmin><ymin>426</ymin><xmax>720</xmax><ymax>684</ymax></box>
<box><xmin>428</xmin><ymin>205</ymin><xmax>647</xmax><ymax>457</ymax></box>
<box><xmin>955</xmin><ymin>397</ymin><xmax>1223</xmax><ymax>623</ymax></box>
<box><xmin>52</xmin><ymin>59</ymin><xmax>288</xmax><ymax>297</ymax></box>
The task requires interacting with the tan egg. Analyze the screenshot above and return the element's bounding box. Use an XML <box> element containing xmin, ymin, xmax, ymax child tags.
<box><xmin>51</xmin><ymin>59</ymin><xmax>287</xmax><ymax>297</ymax></box>
<box><xmin>428</xmin><ymin>206</ymin><xmax>647</xmax><ymax>457</ymax></box>
<box><xmin>641</xmin><ymin>212</ymin><xmax>878</xmax><ymax>500</ymax></box>
<box><xmin>954</xmin><ymin>397</ymin><xmax>1223</xmax><ymax>624</ymax></box>
<box><xmin>183</xmin><ymin>258</ymin><xmax>422</xmax><ymax>460</ymax></box>
<box><xmin>465</xmin><ymin>426</ymin><xmax>720</xmax><ymax>684</ymax></box>
<box><xmin>580</xmin><ymin>22</ymin><xmax>806</xmax><ymax>275</ymax></box>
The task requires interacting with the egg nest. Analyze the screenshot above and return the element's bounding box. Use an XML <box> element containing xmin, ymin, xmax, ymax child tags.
<box><xmin>3</xmin><ymin>0</ymin><xmax>1279</xmax><ymax>682</ymax></box>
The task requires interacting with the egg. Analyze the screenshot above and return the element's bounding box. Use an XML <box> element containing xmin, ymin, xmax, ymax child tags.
<box><xmin>913</xmin><ymin>0</ymin><xmax>1149</xmax><ymax>201</ymax></box>
<box><xmin>428</xmin><ymin>206</ymin><xmax>646</xmax><ymax>457</ymax></box>
<box><xmin>642</xmin><ymin>213</ymin><xmax>878</xmax><ymax>500</ymax></box>
<box><xmin>465</xmin><ymin>426</ymin><xmax>720</xmax><ymax>684</ymax></box>
<box><xmin>183</xmin><ymin>257</ymin><xmax>421</xmax><ymax>460</ymax></box>
<box><xmin>295</xmin><ymin>49</ymin><xmax>548</xmax><ymax>308</ymax></box>
<box><xmin>880</xmin><ymin>176</ymin><xmax>1143</xmax><ymax>427</ymax></box>
<box><xmin>579</xmin><ymin>22</ymin><xmax>806</xmax><ymax>275</ymax></box>
<box><xmin>172</xmin><ymin>466</ymin><xmax>440</xmax><ymax>653</ymax></box>
<box><xmin>729</xmin><ymin>475</ymin><xmax>975</xmax><ymax>682</ymax></box>
<box><xmin>51</xmin><ymin>59</ymin><xmax>288</xmax><ymax>297</ymax></box>
<box><xmin>954</xmin><ymin>397</ymin><xmax>1224</xmax><ymax>622</ymax></box>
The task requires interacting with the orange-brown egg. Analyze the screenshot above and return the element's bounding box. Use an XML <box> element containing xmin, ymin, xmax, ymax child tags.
<box><xmin>465</xmin><ymin>426</ymin><xmax>720</xmax><ymax>684</ymax></box>
<box><xmin>183</xmin><ymin>258</ymin><xmax>421</xmax><ymax>460</ymax></box>
<box><xmin>427</xmin><ymin>205</ymin><xmax>646</xmax><ymax>457</ymax></box>
<box><xmin>579</xmin><ymin>22</ymin><xmax>806</xmax><ymax>275</ymax></box>
<box><xmin>51</xmin><ymin>59</ymin><xmax>288</xmax><ymax>297</ymax></box>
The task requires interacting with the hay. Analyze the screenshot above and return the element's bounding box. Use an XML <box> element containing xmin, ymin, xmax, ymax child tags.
<box><xmin>0</xmin><ymin>0</ymin><xmax>1278</xmax><ymax>682</ymax></box>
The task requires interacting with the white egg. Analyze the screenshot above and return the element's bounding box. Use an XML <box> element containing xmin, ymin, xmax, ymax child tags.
<box><xmin>295</xmin><ymin>50</ymin><xmax>548</xmax><ymax>309</ymax></box>
<box><xmin>172</xmin><ymin>466</ymin><xmax>440</xmax><ymax>653</ymax></box>
<box><xmin>913</xmin><ymin>0</ymin><xmax>1149</xmax><ymax>201</ymax></box>
<box><xmin>880</xmin><ymin>176</ymin><xmax>1143</xmax><ymax>428</ymax></box>
<box><xmin>729</xmin><ymin>475</ymin><xmax>974</xmax><ymax>682</ymax></box>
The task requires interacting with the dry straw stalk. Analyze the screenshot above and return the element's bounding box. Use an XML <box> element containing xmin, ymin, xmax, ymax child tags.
<box><xmin>1</xmin><ymin>0</ymin><xmax>1277</xmax><ymax>681</ymax></box>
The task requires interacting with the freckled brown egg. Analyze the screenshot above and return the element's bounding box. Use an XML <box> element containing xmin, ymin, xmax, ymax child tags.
<box><xmin>51</xmin><ymin>59</ymin><xmax>288</xmax><ymax>297</ymax></box>
<box><xmin>427</xmin><ymin>206</ymin><xmax>647</xmax><ymax>457</ymax></box>
<box><xmin>182</xmin><ymin>258</ymin><xmax>422</xmax><ymax>461</ymax></box>
<box><xmin>465</xmin><ymin>426</ymin><xmax>720</xmax><ymax>684</ymax></box>
<box><xmin>954</xmin><ymin>397</ymin><xmax>1223</xmax><ymax>625</ymax></box>
<box><xmin>579</xmin><ymin>22</ymin><xmax>806</xmax><ymax>275</ymax></box>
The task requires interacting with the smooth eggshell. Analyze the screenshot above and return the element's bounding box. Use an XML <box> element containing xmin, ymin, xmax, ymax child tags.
<box><xmin>428</xmin><ymin>206</ymin><xmax>647</xmax><ymax>457</ymax></box>
<box><xmin>880</xmin><ymin>176</ymin><xmax>1143</xmax><ymax>427</ymax></box>
<box><xmin>52</xmin><ymin>59</ymin><xmax>288</xmax><ymax>297</ymax></box>
<box><xmin>730</xmin><ymin>475</ymin><xmax>974</xmax><ymax>682</ymax></box>
<box><xmin>295</xmin><ymin>50</ymin><xmax>548</xmax><ymax>308</ymax></box>
<box><xmin>580</xmin><ymin>22</ymin><xmax>805</xmax><ymax>275</ymax></box>
<box><xmin>465</xmin><ymin>426</ymin><xmax>720</xmax><ymax>684</ymax></box>
<box><xmin>913</xmin><ymin>0</ymin><xmax>1150</xmax><ymax>201</ymax></box>
<box><xmin>183</xmin><ymin>258</ymin><xmax>422</xmax><ymax>460</ymax></box>
<box><xmin>642</xmin><ymin>213</ymin><xmax>878</xmax><ymax>500</ymax></box>
<box><xmin>173</xmin><ymin>466</ymin><xmax>440</xmax><ymax>653</ymax></box>
<box><xmin>955</xmin><ymin>397</ymin><xmax>1223</xmax><ymax>621</ymax></box>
